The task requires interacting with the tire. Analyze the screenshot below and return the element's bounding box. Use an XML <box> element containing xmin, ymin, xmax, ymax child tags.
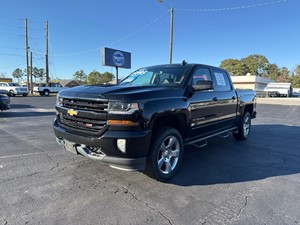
<box><xmin>22</xmin><ymin>94</ymin><xmax>28</xmax><ymax>97</ymax></box>
<box><xmin>145</xmin><ymin>126</ymin><xmax>184</xmax><ymax>182</ymax></box>
<box><xmin>43</xmin><ymin>90</ymin><xmax>50</xmax><ymax>96</ymax></box>
<box><xmin>233</xmin><ymin>112</ymin><xmax>251</xmax><ymax>141</ymax></box>
<box><xmin>8</xmin><ymin>90</ymin><xmax>15</xmax><ymax>97</ymax></box>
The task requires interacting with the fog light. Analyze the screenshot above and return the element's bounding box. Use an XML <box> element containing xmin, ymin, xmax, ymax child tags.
<box><xmin>117</xmin><ymin>139</ymin><xmax>126</xmax><ymax>153</ymax></box>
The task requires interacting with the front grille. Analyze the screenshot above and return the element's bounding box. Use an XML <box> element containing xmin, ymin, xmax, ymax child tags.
<box><xmin>62</xmin><ymin>99</ymin><xmax>108</xmax><ymax>113</ymax></box>
<box><xmin>58</xmin><ymin>98</ymin><xmax>108</xmax><ymax>136</ymax></box>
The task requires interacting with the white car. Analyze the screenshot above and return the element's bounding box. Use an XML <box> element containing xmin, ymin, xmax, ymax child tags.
<box><xmin>0</xmin><ymin>82</ymin><xmax>29</xmax><ymax>97</ymax></box>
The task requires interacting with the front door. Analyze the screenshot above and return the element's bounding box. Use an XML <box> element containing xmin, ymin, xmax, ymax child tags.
<box><xmin>188</xmin><ymin>67</ymin><xmax>220</xmax><ymax>138</ymax></box>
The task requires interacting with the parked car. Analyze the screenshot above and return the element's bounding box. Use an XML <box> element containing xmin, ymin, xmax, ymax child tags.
<box><xmin>0</xmin><ymin>82</ymin><xmax>29</xmax><ymax>97</ymax></box>
<box><xmin>54</xmin><ymin>63</ymin><xmax>256</xmax><ymax>181</ymax></box>
<box><xmin>33</xmin><ymin>82</ymin><xmax>67</xmax><ymax>96</ymax></box>
<box><xmin>0</xmin><ymin>90</ymin><xmax>10</xmax><ymax>111</ymax></box>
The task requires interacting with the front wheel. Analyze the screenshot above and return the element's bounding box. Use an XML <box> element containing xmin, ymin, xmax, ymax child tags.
<box><xmin>145</xmin><ymin>126</ymin><xmax>183</xmax><ymax>182</ymax></box>
<box><xmin>8</xmin><ymin>90</ymin><xmax>15</xmax><ymax>97</ymax></box>
<box><xmin>233</xmin><ymin>112</ymin><xmax>251</xmax><ymax>140</ymax></box>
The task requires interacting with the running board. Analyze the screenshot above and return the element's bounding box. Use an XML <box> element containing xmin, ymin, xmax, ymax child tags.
<box><xmin>218</xmin><ymin>132</ymin><xmax>229</xmax><ymax>139</ymax></box>
<box><xmin>186</xmin><ymin>127</ymin><xmax>237</xmax><ymax>148</ymax></box>
<box><xmin>192</xmin><ymin>140</ymin><xmax>207</xmax><ymax>148</ymax></box>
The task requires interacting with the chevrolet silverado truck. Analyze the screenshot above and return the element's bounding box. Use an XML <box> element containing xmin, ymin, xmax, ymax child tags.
<box><xmin>54</xmin><ymin>63</ymin><xmax>256</xmax><ymax>181</ymax></box>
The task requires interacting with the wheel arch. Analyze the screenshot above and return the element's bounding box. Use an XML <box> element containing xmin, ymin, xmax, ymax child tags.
<box><xmin>150</xmin><ymin>113</ymin><xmax>188</xmax><ymax>139</ymax></box>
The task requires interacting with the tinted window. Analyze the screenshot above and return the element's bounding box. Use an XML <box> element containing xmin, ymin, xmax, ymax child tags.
<box><xmin>212</xmin><ymin>70</ymin><xmax>231</xmax><ymax>91</ymax></box>
<box><xmin>191</xmin><ymin>68</ymin><xmax>212</xmax><ymax>86</ymax></box>
<box><xmin>120</xmin><ymin>66</ymin><xmax>188</xmax><ymax>87</ymax></box>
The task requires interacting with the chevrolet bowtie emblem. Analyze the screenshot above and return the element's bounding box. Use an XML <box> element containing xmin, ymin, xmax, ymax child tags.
<box><xmin>67</xmin><ymin>109</ymin><xmax>78</xmax><ymax>116</ymax></box>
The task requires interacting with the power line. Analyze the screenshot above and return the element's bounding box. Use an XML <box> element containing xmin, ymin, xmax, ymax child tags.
<box><xmin>0</xmin><ymin>53</ymin><xmax>24</xmax><ymax>57</ymax></box>
<box><xmin>176</xmin><ymin>0</ymin><xmax>288</xmax><ymax>12</ymax></box>
<box><xmin>0</xmin><ymin>23</ymin><xmax>22</xmax><ymax>28</ymax></box>
<box><xmin>0</xmin><ymin>62</ymin><xmax>26</xmax><ymax>69</ymax></box>
<box><xmin>107</xmin><ymin>9</ymin><xmax>169</xmax><ymax>47</ymax></box>
<box><xmin>48</xmin><ymin>30</ymin><xmax>57</xmax><ymax>77</ymax></box>
<box><xmin>0</xmin><ymin>15</ymin><xmax>23</xmax><ymax>21</ymax></box>
<box><xmin>0</xmin><ymin>32</ymin><xmax>24</xmax><ymax>37</ymax></box>
<box><xmin>51</xmin><ymin>10</ymin><xmax>169</xmax><ymax>57</ymax></box>
<box><xmin>28</xmin><ymin>27</ymin><xmax>44</xmax><ymax>31</ymax></box>
<box><xmin>0</xmin><ymin>45</ymin><xmax>24</xmax><ymax>50</ymax></box>
<box><xmin>28</xmin><ymin>19</ymin><xmax>44</xmax><ymax>24</ymax></box>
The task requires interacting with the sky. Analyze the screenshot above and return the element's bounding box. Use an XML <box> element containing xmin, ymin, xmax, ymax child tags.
<box><xmin>0</xmin><ymin>0</ymin><xmax>299</xmax><ymax>81</ymax></box>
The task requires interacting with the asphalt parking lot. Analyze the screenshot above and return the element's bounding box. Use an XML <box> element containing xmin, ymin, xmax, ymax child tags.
<box><xmin>1</xmin><ymin>96</ymin><xmax>300</xmax><ymax>225</ymax></box>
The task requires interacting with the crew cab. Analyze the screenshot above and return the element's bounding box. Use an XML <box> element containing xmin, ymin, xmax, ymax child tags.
<box><xmin>54</xmin><ymin>63</ymin><xmax>256</xmax><ymax>181</ymax></box>
<box><xmin>0</xmin><ymin>82</ymin><xmax>29</xmax><ymax>97</ymax></box>
<box><xmin>33</xmin><ymin>82</ymin><xmax>66</xmax><ymax>96</ymax></box>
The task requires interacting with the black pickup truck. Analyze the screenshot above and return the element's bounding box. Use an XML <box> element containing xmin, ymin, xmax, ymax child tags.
<box><xmin>54</xmin><ymin>63</ymin><xmax>256</xmax><ymax>181</ymax></box>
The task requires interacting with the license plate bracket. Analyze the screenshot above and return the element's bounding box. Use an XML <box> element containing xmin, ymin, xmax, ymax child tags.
<box><xmin>64</xmin><ymin>140</ymin><xmax>77</xmax><ymax>154</ymax></box>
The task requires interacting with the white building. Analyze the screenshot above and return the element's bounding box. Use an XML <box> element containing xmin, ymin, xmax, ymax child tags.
<box><xmin>230</xmin><ymin>74</ymin><xmax>273</xmax><ymax>91</ymax></box>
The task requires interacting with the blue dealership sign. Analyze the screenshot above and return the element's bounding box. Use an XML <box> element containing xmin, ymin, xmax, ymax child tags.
<box><xmin>102</xmin><ymin>47</ymin><xmax>131</xmax><ymax>69</ymax></box>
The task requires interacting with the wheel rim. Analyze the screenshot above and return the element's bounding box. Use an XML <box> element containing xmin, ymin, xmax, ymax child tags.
<box><xmin>157</xmin><ymin>135</ymin><xmax>180</xmax><ymax>175</ymax></box>
<box><xmin>243</xmin><ymin>116</ymin><xmax>251</xmax><ymax>137</ymax></box>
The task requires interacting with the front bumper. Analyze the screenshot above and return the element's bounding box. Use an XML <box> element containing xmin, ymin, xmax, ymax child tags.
<box><xmin>53</xmin><ymin>118</ymin><xmax>151</xmax><ymax>171</ymax></box>
<box><xmin>15</xmin><ymin>90</ymin><xmax>29</xmax><ymax>95</ymax></box>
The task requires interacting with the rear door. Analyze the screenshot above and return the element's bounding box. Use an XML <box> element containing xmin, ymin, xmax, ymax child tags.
<box><xmin>210</xmin><ymin>69</ymin><xmax>238</xmax><ymax>129</ymax></box>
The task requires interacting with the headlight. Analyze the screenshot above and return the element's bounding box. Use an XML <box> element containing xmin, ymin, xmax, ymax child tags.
<box><xmin>56</xmin><ymin>95</ymin><xmax>63</xmax><ymax>106</ymax></box>
<box><xmin>108</xmin><ymin>102</ymin><xmax>139</xmax><ymax>114</ymax></box>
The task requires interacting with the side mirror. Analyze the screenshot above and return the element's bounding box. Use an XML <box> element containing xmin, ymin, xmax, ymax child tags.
<box><xmin>192</xmin><ymin>80</ymin><xmax>213</xmax><ymax>91</ymax></box>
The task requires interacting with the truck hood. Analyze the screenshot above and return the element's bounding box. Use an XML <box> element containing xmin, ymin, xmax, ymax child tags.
<box><xmin>58</xmin><ymin>84</ymin><xmax>184</xmax><ymax>101</ymax></box>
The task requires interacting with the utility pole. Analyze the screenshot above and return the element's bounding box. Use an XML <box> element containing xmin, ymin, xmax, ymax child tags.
<box><xmin>25</xmin><ymin>18</ymin><xmax>29</xmax><ymax>89</ymax></box>
<box><xmin>157</xmin><ymin>1</ymin><xmax>174</xmax><ymax>64</ymax></box>
<box><xmin>30</xmin><ymin>52</ymin><xmax>33</xmax><ymax>94</ymax></box>
<box><xmin>169</xmin><ymin>7</ymin><xmax>174</xmax><ymax>64</ymax></box>
<box><xmin>45</xmin><ymin>20</ymin><xmax>49</xmax><ymax>83</ymax></box>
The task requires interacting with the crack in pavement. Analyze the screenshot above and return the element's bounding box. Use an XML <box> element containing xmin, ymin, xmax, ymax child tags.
<box><xmin>252</xmin><ymin>214</ymin><xmax>268</xmax><ymax>225</ymax></box>
<box><xmin>235</xmin><ymin>195</ymin><xmax>248</xmax><ymax>220</ymax></box>
<box><xmin>122</xmin><ymin>186</ymin><xmax>174</xmax><ymax>225</ymax></box>
<box><xmin>0</xmin><ymin>171</ymin><xmax>45</xmax><ymax>185</ymax></box>
<box><xmin>80</xmin><ymin>172</ymin><xmax>175</xmax><ymax>225</ymax></box>
<box><xmin>0</xmin><ymin>159</ymin><xmax>85</xmax><ymax>185</ymax></box>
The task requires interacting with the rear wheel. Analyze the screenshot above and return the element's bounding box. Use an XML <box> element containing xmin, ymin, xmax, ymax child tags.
<box><xmin>145</xmin><ymin>126</ymin><xmax>183</xmax><ymax>182</ymax></box>
<box><xmin>43</xmin><ymin>90</ymin><xmax>50</xmax><ymax>96</ymax></box>
<box><xmin>22</xmin><ymin>94</ymin><xmax>28</xmax><ymax>97</ymax></box>
<box><xmin>233</xmin><ymin>112</ymin><xmax>251</xmax><ymax>140</ymax></box>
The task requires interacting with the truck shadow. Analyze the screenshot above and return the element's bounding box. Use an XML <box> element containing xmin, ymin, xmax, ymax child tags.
<box><xmin>0</xmin><ymin>104</ymin><xmax>55</xmax><ymax>118</ymax></box>
<box><xmin>10</xmin><ymin>103</ymin><xmax>35</xmax><ymax>109</ymax></box>
<box><xmin>0</xmin><ymin>111</ymin><xmax>55</xmax><ymax>118</ymax></box>
<box><xmin>170</xmin><ymin>124</ymin><xmax>300</xmax><ymax>186</ymax></box>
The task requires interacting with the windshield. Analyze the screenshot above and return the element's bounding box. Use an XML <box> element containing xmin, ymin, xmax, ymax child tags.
<box><xmin>8</xmin><ymin>83</ymin><xmax>21</xmax><ymax>87</ymax></box>
<box><xmin>120</xmin><ymin>66</ymin><xmax>189</xmax><ymax>87</ymax></box>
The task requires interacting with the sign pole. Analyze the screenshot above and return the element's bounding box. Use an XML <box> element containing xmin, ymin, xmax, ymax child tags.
<box><xmin>116</xmin><ymin>67</ymin><xmax>118</xmax><ymax>84</ymax></box>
